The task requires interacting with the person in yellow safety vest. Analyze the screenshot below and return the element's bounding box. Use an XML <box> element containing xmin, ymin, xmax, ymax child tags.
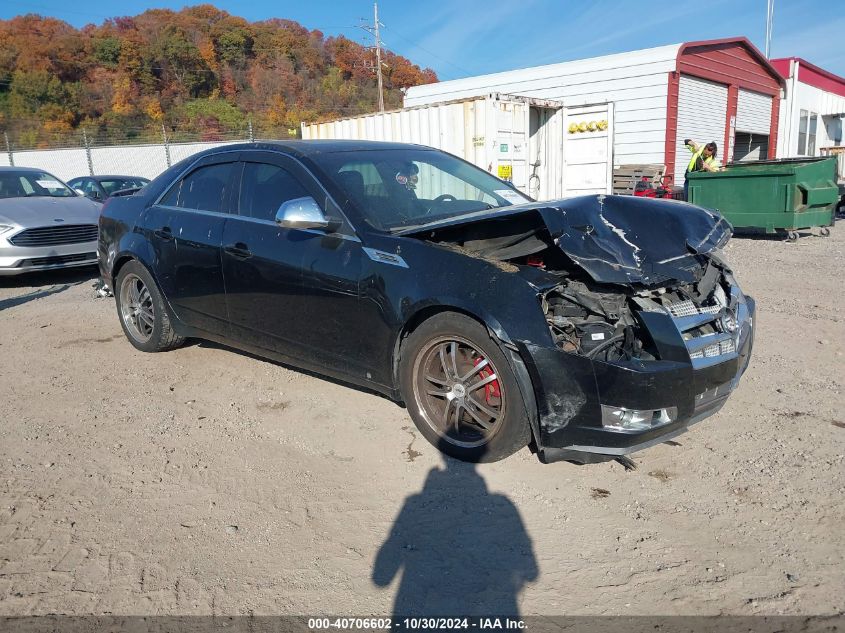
<box><xmin>683</xmin><ymin>139</ymin><xmax>720</xmax><ymax>200</ymax></box>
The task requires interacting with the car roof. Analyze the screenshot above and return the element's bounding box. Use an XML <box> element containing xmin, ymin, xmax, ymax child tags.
<box><xmin>0</xmin><ymin>166</ymin><xmax>54</xmax><ymax>173</ymax></box>
<box><xmin>91</xmin><ymin>175</ymin><xmax>150</xmax><ymax>181</ymax></box>
<box><xmin>65</xmin><ymin>175</ymin><xmax>147</xmax><ymax>181</ymax></box>
<box><xmin>200</xmin><ymin>139</ymin><xmax>435</xmax><ymax>160</ymax></box>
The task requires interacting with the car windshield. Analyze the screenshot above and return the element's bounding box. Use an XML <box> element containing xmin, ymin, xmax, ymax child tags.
<box><xmin>311</xmin><ymin>148</ymin><xmax>532</xmax><ymax>231</ymax></box>
<box><xmin>0</xmin><ymin>171</ymin><xmax>75</xmax><ymax>199</ymax></box>
<box><xmin>99</xmin><ymin>178</ymin><xmax>149</xmax><ymax>195</ymax></box>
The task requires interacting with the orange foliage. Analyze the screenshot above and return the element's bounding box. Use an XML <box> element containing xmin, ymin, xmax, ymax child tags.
<box><xmin>0</xmin><ymin>5</ymin><xmax>438</xmax><ymax>143</ymax></box>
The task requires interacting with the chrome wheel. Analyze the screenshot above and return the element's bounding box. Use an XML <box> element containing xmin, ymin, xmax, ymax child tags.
<box><xmin>119</xmin><ymin>273</ymin><xmax>155</xmax><ymax>343</ymax></box>
<box><xmin>411</xmin><ymin>336</ymin><xmax>505</xmax><ymax>448</ymax></box>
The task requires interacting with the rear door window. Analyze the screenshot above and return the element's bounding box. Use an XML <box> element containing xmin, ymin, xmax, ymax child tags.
<box><xmin>161</xmin><ymin>163</ymin><xmax>237</xmax><ymax>213</ymax></box>
<box><xmin>238</xmin><ymin>162</ymin><xmax>310</xmax><ymax>222</ymax></box>
<box><xmin>81</xmin><ymin>179</ymin><xmax>101</xmax><ymax>196</ymax></box>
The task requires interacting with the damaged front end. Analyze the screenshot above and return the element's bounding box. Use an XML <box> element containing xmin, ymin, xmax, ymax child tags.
<box><xmin>401</xmin><ymin>194</ymin><xmax>755</xmax><ymax>462</ymax></box>
<box><xmin>534</xmin><ymin>255</ymin><xmax>754</xmax><ymax>459</ymax></box>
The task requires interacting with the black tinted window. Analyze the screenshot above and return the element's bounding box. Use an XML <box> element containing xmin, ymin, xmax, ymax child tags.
<box><xmin>161</xmin><ymin>163</ymin><xmax>235</xmax><ymax>212</ymax></box>
<box><xmin>310</xmin><ymin>149</ymin><xmax>530</xmax><ymax>231</ymax></box>
<box><xmin>0</xmin><ymin>171</ymin><xmax>75</xmax><ymax>199</ymax></box>
<box><xmin>100</xmin><ymin>178</ymin><xmax>149</xmax><ymax>195</ymax></box>
<box><xmin>238</xmin><ymin>162</ymin><xmax>309</xmax><ymax>222</ymax></box>
<box><xmin>80</xmin><ymin>179</ymin><xmax>101</xmax><ymax>195</ymax></box>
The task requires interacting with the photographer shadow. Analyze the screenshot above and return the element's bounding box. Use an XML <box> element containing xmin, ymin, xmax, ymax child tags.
<box><xmin>373</xmin><ymin>441</ymin><xmax>538</xmax><ymax>617</ymax></box>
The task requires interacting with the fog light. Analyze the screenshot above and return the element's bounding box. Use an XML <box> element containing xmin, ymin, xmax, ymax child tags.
<box><xmin>600</xmin><ymin>405</ymin><xmax>678</xmax><ymax>432</ymax></box>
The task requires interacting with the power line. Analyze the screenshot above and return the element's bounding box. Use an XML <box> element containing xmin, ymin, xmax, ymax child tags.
<box><xmin>379</xmin><ymin>24</ymin><xmax>473</xmax><ymax>80</ymax></box>
<box><xmin>358</xmin><ymin>1</ymin><xmax>386</xmax><ymax>112</ymax></box>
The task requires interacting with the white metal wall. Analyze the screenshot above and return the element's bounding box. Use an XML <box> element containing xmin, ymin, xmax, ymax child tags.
<box><xmin>303</xmin><ymin>95</ymin><xmax>571</xmax><ymax>200</ymax></box>
<box><xmin>404</xmin><ymin>44</ymin><xmax>681</xmax><ymax>166</ymax></box>
<box><xmin>736</xmin><ymin>89</ymin><xmax>772</xmax><ymax>134</ymax></box>
<box><xmin>674</xmin><ymin>75</ymin><xmax>728</xmax><ymax>183</ymax></box>
<box><xmin>306</xmin><ymin>99</ymin><xmax>481</xmax><ymax>157</ymax></box>
<box><xmin>5</xmin><ymin>141</ymin><xmax>241</xmax><ymax>182</ymax></box>
<box><xmin>91</xmin><ymin>145</ymin><xmax>170</xmax><ymax>179</ymax></box>
<box><xmin>12</xmin><ymin>148</ymin><xmax>91</xmax><ymax>181</ymax></box>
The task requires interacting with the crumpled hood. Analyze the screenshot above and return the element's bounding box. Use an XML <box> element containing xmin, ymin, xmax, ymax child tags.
<box><xmin>538</xmin><ymin>195</ymin><xmax>731</xmax><ymax>284</ymax></box>
<box><xmin>400</xmin><ymin>194</ymin><xmax>731</xmax><ymax>285</ymax></box>
<box><xmin>0</xmin><ymin>195</ymin><xmax>101</xmax><ymax>228</ymax></box>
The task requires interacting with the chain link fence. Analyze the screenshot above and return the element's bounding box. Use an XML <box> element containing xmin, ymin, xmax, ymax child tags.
<box><xmin>1</xmin><ymin>122</ymin><xmax>297</xmax><ymax>182</ymax></box>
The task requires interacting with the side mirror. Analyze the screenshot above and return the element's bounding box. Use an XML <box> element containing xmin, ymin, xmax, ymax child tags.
<box><xmin>275</xmin><ymin>196</ymin><xmax>333</xmax><ymax>231</ymax></box>
<box><xmin>74</xmin><ymin>188</ymin><xmax>86</xmax><ymax>196</ymax></box>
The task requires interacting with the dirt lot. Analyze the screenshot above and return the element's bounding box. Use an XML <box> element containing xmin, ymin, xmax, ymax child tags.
<box><xmin>0</xmin><ymin>227</ymin><xmax>843</xmax><ymax>617</ymax></box>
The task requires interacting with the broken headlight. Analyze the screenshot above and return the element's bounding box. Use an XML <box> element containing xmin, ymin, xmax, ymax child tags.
<box><xmin>600</xmin><ymin>405</ymin><xmax>677</xmax><ymax>432</ymax></box>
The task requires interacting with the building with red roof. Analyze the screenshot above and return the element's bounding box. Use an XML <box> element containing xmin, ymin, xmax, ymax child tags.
<box><xmin>771</xmin><ymin>58</ymin><xmax>845</xmax><ymax>161</ymax></box>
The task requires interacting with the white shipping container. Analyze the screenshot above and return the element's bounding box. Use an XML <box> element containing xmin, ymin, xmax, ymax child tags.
<box><xmin>302</xmin><ymin>93</ymin><xmax>614</xmax><ymax>200</ymax></box>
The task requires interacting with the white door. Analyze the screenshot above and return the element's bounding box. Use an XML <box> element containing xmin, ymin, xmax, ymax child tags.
<box><xmin>488</xmin><ymin>98</ymin><xmax>530</xmax><ymax>193</ymax></box>
<box><xmin>562</xmin><ymin>102</ymin><xmax>614</xmax><ymax>197</ymax></box>
<box><xmin>734</xmin><ymin>89</ymin><xmax>773</xmax><ymax>161</ymax></box>
<box><xmin>736</xmin><ymin>89</ymin><xmax>772</xmax><ymax>134</ymax></box>
<box><xmin>527</xmin><ymin>105</ymin><xmax>565</xmax><ymax>200</ymax></box>
<box><xmin>674</xmin><ymin>75</ymin><xmax>728</xmax><ymax>184</ymax></box>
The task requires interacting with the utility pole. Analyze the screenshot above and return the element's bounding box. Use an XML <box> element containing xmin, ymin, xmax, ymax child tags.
<box><xmin>374</xmin><ymin>2</ymin><xmax>385</xmax><ymax>112</ymax></box>
<box><xmin>765</xmin><ymin>0</ymin><xmax>775</xmax><ymax>58</ymax></box>
<box><xmin>360</xmin><ymin>2</ymin><xmax>386</xmax><ymax>112</ymax></box>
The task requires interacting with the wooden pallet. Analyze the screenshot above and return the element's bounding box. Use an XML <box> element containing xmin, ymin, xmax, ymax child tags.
<box><xmin>613</xmin><ymin>164</ymin><xmax>665</xmax><ymax>195</ymax></box>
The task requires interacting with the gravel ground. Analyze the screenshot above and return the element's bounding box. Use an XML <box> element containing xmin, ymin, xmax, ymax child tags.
<box><xmin>0</xmin><ymin>226</ymin><xmax>842</xmax><ymax>616</ymax></box>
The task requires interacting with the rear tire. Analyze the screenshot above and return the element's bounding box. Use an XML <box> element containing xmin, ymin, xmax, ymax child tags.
<box><xmin>115</xmin><ymin>260</ymin><xmax>185</xmax><ymax>353</ymax></box>
<box><xmin>399</xmin><ymin>312</ymin><xmax>531</xmax><ymax>463</ymax></box>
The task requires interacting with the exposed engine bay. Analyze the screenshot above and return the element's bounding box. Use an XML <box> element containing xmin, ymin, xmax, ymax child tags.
<box><xmin>402</xmin><ymin>196</ymin><xmax>737</xmax><ymax>363</ymax></box>
<box><xmin>540</xmin><ymin>260</ymin><xmax>736</xmax><ymax>362</ymax></box>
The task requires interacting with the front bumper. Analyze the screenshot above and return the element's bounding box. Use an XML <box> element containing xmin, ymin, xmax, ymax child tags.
<box><xmin>0</xmin><ymin>240</ymin><xmax>98</xmax><ymax>276</ymax></box>
<box><xmin>520</xmin><ymin>294</ymin><xmax>755</xmax><ymax>461</ymax></box>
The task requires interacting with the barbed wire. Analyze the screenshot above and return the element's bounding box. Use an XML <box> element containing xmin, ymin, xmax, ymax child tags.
<box><xmin>1</xmin><ymin>121</ymin><xmax>312</xmax><ymax>152</ymax></box>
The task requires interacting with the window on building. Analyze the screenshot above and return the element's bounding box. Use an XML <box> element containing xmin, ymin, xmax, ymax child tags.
<box><xmin>827</xmin><ymin>116</ymin><xmax>843</xmax><ymax>145</ymax></box>
<box><xmin>733</xmin><ymin>132</ymin><xmax>769</xmax><ymax>162</ymax></box>
<box><xmin>808</xmin><ymin>113</ymin><xmax>818</xmax><ymax>155</ymax></box>
<box><xmin>797</xmin><ymin>110</ymin><xmax>819</xmax><ymax>155</ymax></box>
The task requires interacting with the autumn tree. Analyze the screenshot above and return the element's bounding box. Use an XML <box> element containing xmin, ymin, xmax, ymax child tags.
<box><xmin>0</xmin><ymin>5</ymin><xmax>437</xmax><ymax>147</ymax></box>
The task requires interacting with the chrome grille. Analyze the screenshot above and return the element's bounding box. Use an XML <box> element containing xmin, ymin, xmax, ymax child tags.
<box><xmin>689</xmin><ymin>338</ymin><xmax>736</xmax><ymax>360</ymax></box>
<box><xmin>666</xmin><ymin>299</ymin><xmax>721</xmax><ymax>318</ymax></box>
<box><xmin>20</xmin><ymin>252</ymin><xmax>96</xmax><ymax>267</ymax></box>
<box><xmin>9</xmin><ymin>224</ymin><xmax>98</xmax><ymax>247</ymax></box>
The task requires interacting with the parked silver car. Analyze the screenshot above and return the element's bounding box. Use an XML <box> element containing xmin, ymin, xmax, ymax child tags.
<box><xmin>0</xmin><ymin>167</ymin><xmax>101</xmax><ymax>275</ymax></box>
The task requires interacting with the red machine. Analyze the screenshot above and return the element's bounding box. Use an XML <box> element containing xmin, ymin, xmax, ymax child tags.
<box><xmin>633</xmin><ymin>176</ymin><xmax>684</xmax><ymax>200</ymax></box>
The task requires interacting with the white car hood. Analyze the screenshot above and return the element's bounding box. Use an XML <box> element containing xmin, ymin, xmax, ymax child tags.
<box><xmin>0</xmin><ymin>195</ymin><xmax>101</xmax><ymax>228</ymax></box>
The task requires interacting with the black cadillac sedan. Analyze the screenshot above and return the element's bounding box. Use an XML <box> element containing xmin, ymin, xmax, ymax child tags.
<box><xmin>98</xmin><ymin>141</ymin><xmax>754</xmax><ymax>463</ymax></box>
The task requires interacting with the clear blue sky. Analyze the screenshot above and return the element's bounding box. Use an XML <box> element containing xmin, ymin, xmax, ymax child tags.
<box><xmin>2</xmin><ymin>0</ymin><xmax>843</xmax><ymax>79</ymax></box>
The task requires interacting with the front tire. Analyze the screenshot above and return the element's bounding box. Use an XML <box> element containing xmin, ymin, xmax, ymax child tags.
<box><xmin>115</xmin><ymin>260</ymin><xmax>185</xmax><ymax>353</ymax></box>
<box><xmin>399</xmin><ymin>312</ymin><xmax>531</xmax><ymax>462</ymax></box>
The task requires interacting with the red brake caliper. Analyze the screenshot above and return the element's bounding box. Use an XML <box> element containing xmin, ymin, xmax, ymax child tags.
<box><xmin>473</xmin><ymin>357</ymin><xmax>501</xmax><ymax>404</ymax></box>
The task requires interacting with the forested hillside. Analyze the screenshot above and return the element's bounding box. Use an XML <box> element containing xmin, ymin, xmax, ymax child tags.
<box><xmin>0</xmin><ymin>6</ymin><xmax>437</xmax><ymax>148</ymax></box>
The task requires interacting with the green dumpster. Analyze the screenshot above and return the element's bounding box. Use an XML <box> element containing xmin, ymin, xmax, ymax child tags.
<box><xmin>686</xmin><ymin>157</ymin><xmax>838</xmax><ymax>238</ymax></box>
